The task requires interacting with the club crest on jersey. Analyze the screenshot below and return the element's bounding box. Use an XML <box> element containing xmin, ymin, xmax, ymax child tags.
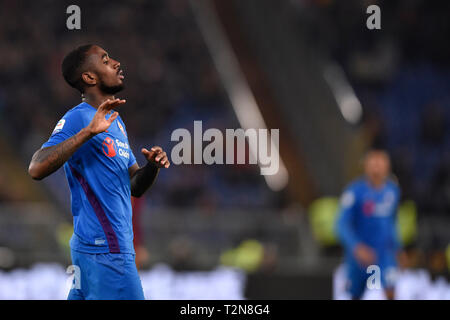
<box><xmin>117</xmin><ymin>121</ymin><xmax>126</xmax><ymax>137</ymax></box>
<box><xmin>102</xmin><ymin>137</ymin><xmax>117</xmax><ymax>158</ymax></box>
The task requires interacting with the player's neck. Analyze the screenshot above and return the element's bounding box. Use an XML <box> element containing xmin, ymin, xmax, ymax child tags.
<box><xmin>81</xmin><ymin>92</ymin><xmax>116</xmax><ymax>109</ymax></box>
<box><xmin>367</xmin><ymin>177</ymin><xmax>385</xmax><ymax>189</ymax></box>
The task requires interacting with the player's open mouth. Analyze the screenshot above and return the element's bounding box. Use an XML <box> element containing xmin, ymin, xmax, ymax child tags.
<box><xmin>118</xmin><ymin>70</ymin><xmax>124</xmax><ymax>80</ymax></box>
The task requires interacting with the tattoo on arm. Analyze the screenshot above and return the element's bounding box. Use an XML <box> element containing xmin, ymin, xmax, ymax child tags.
<box><xmin>130</xmin><ymin>163</ymin><xmax>160</xmax><ymax>197</ymax></box>
<box><xmin>29</xmin><ymin>128</ymin><xmax>93</xmax><ymax>180</ymax></box>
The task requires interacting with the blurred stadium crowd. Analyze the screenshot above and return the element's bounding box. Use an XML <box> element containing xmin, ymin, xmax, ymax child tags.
<box><xmin>0</xmin><ymin>0</ymin><xmax>279</xmax><ymax>209</ymax></box>
<box><xmin>292</xmin><ymin>0</ymin><xmax>450</xmax><ymax>214</ymax></box>
<box><xmin>310</xmin><ymin>0</ymin><xmax>450</xmax><ymax>213</ymax></box>
<box><xmin>291</xmin><ymin>0</ymin><xmax>450</xmax><ymax>277</ymax></box>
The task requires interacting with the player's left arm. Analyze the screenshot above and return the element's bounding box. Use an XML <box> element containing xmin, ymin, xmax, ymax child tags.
<box><xmin>129</xmin><ymin>146</ymin><xmax>170</xmax><ymax>197</ymax></box>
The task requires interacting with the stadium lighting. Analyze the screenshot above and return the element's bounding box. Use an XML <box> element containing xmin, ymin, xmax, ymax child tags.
<box><xmin>190</xmin><ymin>0</ymin><xmax>289</xmax><ymax>191</ymax></box>
<box><xmin>323</xmin><ymin>63</ymin><xmax>363</xmax><ymax>125</ymax></box>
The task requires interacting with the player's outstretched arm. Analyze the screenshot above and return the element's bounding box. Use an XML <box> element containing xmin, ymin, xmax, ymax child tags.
<box><xmin>129</xmin><ymin>146</ymin><xmax>170</xmax><ymax>197</ymax></box>
<box><xmin>28</xmin><ymin>99</ymin><xmax>125</xmax><ymax>180</ymax></box>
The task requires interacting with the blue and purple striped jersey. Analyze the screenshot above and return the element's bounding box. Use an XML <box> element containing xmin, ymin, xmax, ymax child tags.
<box><xmin>42</xmin><ymin>102</ymin><xmax>137</xmax><ymax>254</ymax></box>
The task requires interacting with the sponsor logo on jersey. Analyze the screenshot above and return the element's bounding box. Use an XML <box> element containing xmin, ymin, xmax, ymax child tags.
<box><xmin>363</xmin><ymin>192</ymin><xmax>395</xmax><ymax>217</ymax></box>
<box><xmin>115</xmin><ymin>138</ymin><xmax>130</xmax><ymax>159</ymax></box>
<box><xmin>102</xmin><ymin>137</ymin><xmax>117</xmax><ymax>158</ymax></box>
<box><xmin>363</xmin><ymin>200</ymin><xmax>375</xmax><ymax>216</ymax></box>
<box><xmin>101</xmin><ymin>137</ymin><xmax>130</xmax><ymax>160</ymax></box>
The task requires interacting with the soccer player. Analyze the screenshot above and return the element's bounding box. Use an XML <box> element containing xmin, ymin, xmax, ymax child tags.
<box><xmin>28</xmin><ymin>44</ymin><xmax>170</xmax><ymax>300</ymax></box>
<box><xmin>335</xmin><ymin>149</ymin><xmax>401</xmax><ymax>300</ymax></box>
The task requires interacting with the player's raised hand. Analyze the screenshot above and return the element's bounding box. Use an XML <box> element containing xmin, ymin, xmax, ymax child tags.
<box><xmin>86</xmin><ymin>98</ymin><xmax>126</xmax><ymax>135</ymax></box>
<box><xmin>141</xmin><ymin>146</ymin><xmax>170</xmax><ymax>168</ymax></box>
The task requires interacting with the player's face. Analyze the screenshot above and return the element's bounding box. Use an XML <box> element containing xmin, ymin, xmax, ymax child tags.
<box><xmin>87</xmin><ymin>45</ymin><xmax>124</xmax><ymax>94</ymax></box>
<box><xmin>364</xmin><ymin>152</ymin><xmax>390</xmax><ymax>184</ymax></box>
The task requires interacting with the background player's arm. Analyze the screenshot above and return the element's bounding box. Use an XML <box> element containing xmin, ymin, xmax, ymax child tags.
<box><xmin>129</xmin><ymin>146</ymin><xmax>170</xmax><ymax>197</ymax></box>
<box><xmin>336</xmin><ymin>190</ymin><xmax>359</xmax><ymax>251</ymax></box>
<box><xmin>336</xmin><ymin>189</ymin><xmax>376</xmax><ymax>266</ymax></box>
<box><xmin>28</xmin><ymin>99</ymin><xmax>124</xmax><ymax>180</ymax></box>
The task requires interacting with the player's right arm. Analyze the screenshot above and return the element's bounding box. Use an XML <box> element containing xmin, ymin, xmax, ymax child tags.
<box><xmin>28</xmin><ymin>99</ymin><xmax>125</xmax><ymax>180</ymax></box>
<box><xmin>335</xmin><ymin>187</ymin><xmax>359</xmax><ymax>250</ymax></box>
<box><xmin>335</xmin><ymin>186</ymin><xmax>376</xmax><ymax>266</ymax></box>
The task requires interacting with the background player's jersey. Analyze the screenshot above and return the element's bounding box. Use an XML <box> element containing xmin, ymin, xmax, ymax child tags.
<box><xmin>42</xmin><ymin>102</ymin><xmax>137</xmax><ymax>254</ymax></box>
<box><xmin>336</xmin><ymin>177</ymin><xmax>401</xmax><ymax>263</ymax></box>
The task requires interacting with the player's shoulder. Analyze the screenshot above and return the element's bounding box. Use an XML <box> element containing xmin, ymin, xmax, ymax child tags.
<box><xmin>60</xmin><ymin>102</ymin><xmax>87</xmax><ymax>119</ymax></box>
<box><xmin>386</xmin><ymin>177</ymin><xmax>401</xmax><ymax>194</ymax></box>
<box><xmin>62</xmin><ymin>102</ymin><xmax>95</xmax><ymax>123</ymax></box>
<box><xmin>345</xmin><ymin>177</ymin><xmax>366</xmax><ymax>192</ymax></box>
<box><xmin>339</xmin><ymin>179</ymin><xmax>363</xmax><ymax>208</ymax></box>
<box><xmin>117</xmin><ymin>113</ymin><xmax>125</xmax><ymax>125</ymax></box>
<box><xmin>53</xmin><ymin>102</ymin><xmax>91</xmax><ymax>132</ymax></box>
<box><xmin>116</xmin><ymin>114</ymin><xmax>129</xmax><ymax>135</ymax></box>
<box><xmin>117</xmin><ymin>112</ymin><xmax>127</xmax><ymax>125</ymax></box>
<box><xmin>340</xmin><ymin>178</ymin><xmax>364</xmax><ymax>206</ymax></box>
<box><xmin>67</xmin><ymin>102</ymin><xmax>93</xmax><ymax>115</ymax></box>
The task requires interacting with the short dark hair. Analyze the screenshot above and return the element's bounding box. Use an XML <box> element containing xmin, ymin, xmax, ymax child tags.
<box><xmin>61</xmin><ymin>44</ymin><xmax>94</xmax><ymax>93</ymax></box>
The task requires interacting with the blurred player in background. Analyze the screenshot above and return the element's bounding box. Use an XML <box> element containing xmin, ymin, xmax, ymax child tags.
<box><xmin>336</xmin><ymin>149</ymin><xmax>401</xmax><ymax>300</ymax></box>
<box><xmin>27</xmin><ymin>44</ymin><xmax>170</xmax><ymax>299</ymax></box>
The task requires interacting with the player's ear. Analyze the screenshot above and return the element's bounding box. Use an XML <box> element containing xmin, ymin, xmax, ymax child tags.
<box><xmin>81</xmin><ymin>71</ymin><xmax>97</xmax><ymax>86</ymax></box>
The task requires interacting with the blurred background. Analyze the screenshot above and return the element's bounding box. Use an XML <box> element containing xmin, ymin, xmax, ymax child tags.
<box><xmin>0</xmin><ymin>0</ymin><xmax>449</xmax><ymax>299</ymax></box>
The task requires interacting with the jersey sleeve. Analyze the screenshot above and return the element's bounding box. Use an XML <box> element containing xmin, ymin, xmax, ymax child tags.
<box><xmin>42</xmin><ymin>110</ymin><xmax>84</xmax><ymax>148</ymax></box>
<box><xmin>335</xmin><ymin>185</ymin><xmax>361</xmax><ymax>252</ymax></box>
<box><xmin>128</xmin><ymin>148</ymin><xmax>137</xmax><ymax>168</ymax></box>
